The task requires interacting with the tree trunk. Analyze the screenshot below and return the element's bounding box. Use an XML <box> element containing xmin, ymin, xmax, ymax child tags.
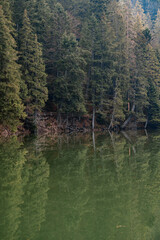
<box><xmin>121</xmin><ymin>115</ymin><xmax>132</xmax><ymax>129</ymax></box>
<box><xmin>121</xmin><ymin>103</ymin><xmax>135</xmax><ymax>129</ymax></box>
<box><xmin>145</xmin><ymin>117</ymin><xmax>148</xmax><ymax>129</ymax></box>
<box><xmin>132</xmin><ymin>103</ymin><xmax>135</xmax><ymax>112</ymax></box>
<box><xmin>92</xmin><ymin>106</ymin><xmax>95</xmax><ymax>130</ymax></box>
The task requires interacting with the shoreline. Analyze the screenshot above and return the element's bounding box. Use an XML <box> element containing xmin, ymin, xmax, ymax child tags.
<box><xmin>0</xmin><ymin>112</ymin><xmax>158</xmax><ymax>138</ymax></box>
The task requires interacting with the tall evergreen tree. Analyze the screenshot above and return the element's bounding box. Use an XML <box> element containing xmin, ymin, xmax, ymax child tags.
<box><xmin>19</xmin><ymin>10</ymin><xmax>48</xmax><ymax>113</ymax></box>
<box><xmin>52</xmin><ymin>33</ymin><xmax>86</xmax><ymax>119</ymax></box>
<box><xmin>44</xmin><ymin>3</ymin><xmax>71</xmax><ymax>99</ymax></box>
<box><xmin>107</xmin><ymin>1</ymin><xmax>128</xmax><ymax>128</ymax></box>
<box><xmin>0</xmin><ymin>6</ymin><xmax>24</xmax><ymax>130</ymax></box>
<box><xmin>145</xmin><ymin>45</ymin><xmax>160</xmax><ymax>126</ymax></box>
<box><xmin>134</xmin><ymin>15</ymin><xmax>149</xmax><ymax>122</ymax></box>
<box><xmin>134</xmin><ymin>0</ymin><xmax>147</xmax><ymax>26</ymax></box>
<box><xmin>11</xmin><ymin>0</ymin><xmax>26</xmax><ymax>29</ymax></box>
<box><xmin>25</xmin><ymin>0</ymin><xmax>51</xmax><ymax>43</ymax></box>
<box><xmin>0</xmin><ymin>0</ymin><xmax>12</xmax><ymax>20</ymax></box>
<box><xmin>90</xmin><ymin>0</ymin><xmax>110</xmax><ymax>19</ymax></box>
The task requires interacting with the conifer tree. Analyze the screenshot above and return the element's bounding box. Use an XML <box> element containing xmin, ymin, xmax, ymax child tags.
<box><xmin>19</xmin><ymin>10</ymin><xmax>48</xmax><ymax>113</ymax></box>
<box><xmin>11</xmin><ymin>0</ymin><xmax>26</xmax><ymax>28</ymax></box>
<box><xmin>25</xmin><ymin>0</ymin><xmax>51</xmax><ymax>43</ymax></box>
<box><xmin>0</xmin><ymin>0</ymin><xmax>15</xmax><ymax>32</ymax></box>
<box><xmin>134</xmin><ymin>15</ymin><xmax>149</xmax><ymax>122</ymax></box>
<box><xmin>52</xmin><ymin>33</ymin><xmax>86</xmax><ymax>119</ymax></box>
<box><xmin>0</xmin><ymin>0</ymin><xmax>12</xmax><ymax>20</ymax></box>
<box><xmin>0</xmin><ymin>6</ymin><xmax>24</xmax><ymax>130</ymax></box>
<box><xmin>44</xmin><ymin>3</ymin><xmax>71</xmax><ymax>99</ymax></box>
<box><xmin>108</xmin><ymin>1</ymin><xmax>129</xmax><ymax>128</ymax></box>
<box><xmin>145</xmin><ymin>45</ymin><xmax>160</xmax><ymax>126</ymax></box>
<box><xmin>134</xmin><ymin>0</ymin><xmax>147</xmax><ymax>27</ymax></box>
<box><xmin>119</xmin><ymin>0</ymin><xmax>137</xmax><ymax>115</ymax></box>
<box><xmin>146</xmin><ymin>12</ymin><xmax>152</xmax><ymax>30</ymax></box>
<box><xmin>90</xmin><ymin>0</ymin><xmax>110</xmax><ymax>20</ymax></box>
<box><xmin>109</xmin><ymin>86</ymin><xmax>125</xmax><ymax>130</ymax></box>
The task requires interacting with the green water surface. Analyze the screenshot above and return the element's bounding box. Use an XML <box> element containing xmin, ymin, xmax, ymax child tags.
<box><xmin>0</xmin><ymin>130</ymin><xmax>160</xmax><ymax>240</ymax></box>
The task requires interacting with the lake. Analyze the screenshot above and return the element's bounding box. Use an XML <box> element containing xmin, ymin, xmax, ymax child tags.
<box><xmin>0</xmin><ymin>130</ymin><xmax>160</xmax><ymax>240</ymax></box>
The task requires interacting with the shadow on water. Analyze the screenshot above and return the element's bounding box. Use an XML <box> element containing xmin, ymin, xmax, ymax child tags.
<box><xmin>1</xmin><ymin>130</ymin><xmax>160</xmax><ymax>239</ymax></box>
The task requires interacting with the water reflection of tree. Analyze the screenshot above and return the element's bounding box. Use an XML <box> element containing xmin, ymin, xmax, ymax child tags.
<box><xmin>20</xmin><ymin>149</ymin><xmax>49</xmax><ymax>240</ymax></box>
<box><xmin>0</xmin><ymin>137</ymin><xmax>50</xmax><ymax>240</ymax></box>
<box><xmin>40</xmin><ymin>131</ymin><xmax>160</xmax><ymax>240</ymax></box>
<box><xmin>0</xmin><ymin>137</ymin><xmax>26</xmax><ymax>240</ymax></box>
<box><xmin>46</xmin><ymin>146</ymin><xmax>93</xmax><ymax>240</ymax></box>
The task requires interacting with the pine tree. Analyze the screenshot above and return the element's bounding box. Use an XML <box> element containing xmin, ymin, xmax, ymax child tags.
<box><xmin>134</xmin><ymin>0</ymin><xmax>147</xmax><ymax>27</ymax></box>
<box><xmin>25</xmin><ymin>0</ymin><xmax>51</xmax><ymax>43</ymax></box>
<box><xmin>0</xmin><ymin>0</ymin><xmax>12</xmax><ymax>20</ymax></box>
<box><xmin>109</xmin><ymin>86</ymin><xmax>125</xmax><ymax>130</ymax></box>
<box><xmin>52</xmin><ymin>33</ymin><xmax>86</xmax><ymax>118</ymax></box>
<box><xmin>44</xmin><ymin>3</ymin><xmax>71</xmax><ymax>99</ymax></box>
<box><xmin>90</xmin><ymin>0</ymin><xmax>110</xmax><ymax>20</ymax></box>
<box><xmin>11</xmin><ymin>0</ymin><xmax>26</xmax><ymax>28</ymax></box>
<box><xmin>146</xmin><ymin>12</ymin><xmax>152</xmax><ymax>30</ymax></box>
<box><xmin>0</xmin><ymin>0</ymin><xmax>15</xmax><ymax>32</ymax></box>
<box><xmin>108</xmin><ymin>1</ymin><xmax>129</xmax><ymax>128</ymax></box>
<box><xmin>145</xmin><ymin>45</ymin><xmax>160</xmax><ymax>127</ymax></box>
<box><xmin>19</xmin><ymin>10</ymin><xmax>48</xmax><ymax>113</ymax></box>
<box><xmin>134</xmin><ymin>15</ymin><xmax>149</xmax><ymax>122</ymax></box>
<box><xmin>0</xmin><ymin>6</ymin><xmax>24</xmax><ymax>130</ymax></box>
<box><xmin>12</xmin><ymin>0</ymin><xmax>51</xmax><ymax>44</ymax></box>
<box><xmin>119</xmin><ymin>0</ymin><xmax>137</xmax><ymax>117</ymax></box>
<box><xmin>147</xmin><ymin>79</ymin><xmax>160</xmax><ymax>127</ymax></box>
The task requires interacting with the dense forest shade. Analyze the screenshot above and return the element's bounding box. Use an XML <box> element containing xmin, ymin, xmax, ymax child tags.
<box><xmin>1</xmin><ymin>0</ymin><xmax>160</xmax><ymax>130</ymax></box>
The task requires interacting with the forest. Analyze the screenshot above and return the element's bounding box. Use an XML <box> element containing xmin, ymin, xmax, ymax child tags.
<box><xmin>1</xmin><ymin>0</ymin><xmax>160</xmax><ymax>132</ymax></box>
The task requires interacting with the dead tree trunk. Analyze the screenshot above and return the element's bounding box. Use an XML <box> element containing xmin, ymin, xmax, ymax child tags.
<box><xmin>92</xmin><ymin>106</ymin><xmax>95</xmax><ymax>131</ymax></box>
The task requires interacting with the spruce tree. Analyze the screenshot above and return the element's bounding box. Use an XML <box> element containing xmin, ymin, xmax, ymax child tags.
<box><xmin>134</xmin><ymin>0</ymin><xmax>147</xmax><ymax>27</ymax></box>
<box><xmin>44</xmin><ymin>3</ymin><xmax>71</xmax><ymax>99</ymax></box>
<box><xmin>19</xmin><ymin>10</ymin><xmax>48</xmax><ymax>113</ymax></box>
<box><xmin>119</xmin><ymin>0</ymin><xmax>137</xmax><ymax>116</ymax></box>
<box><xmin>25</xmin><ymin>0</ymin><xmax>51</xmax><ymax>43</ymax></box>
<box><xmin>134</xmin><ymin>15</ymin><xmax>149</xmax><ymax>122</ymax></box>
<box><xmin>107</xmin><ymin>1</ymin><xmax>128</xmax><ymax>128</ymax></box>
<box><xmin>0</xmin><ymin>6</ymin><xmax>24</xmax><ymax>130</ymax></box>
<box><xmin>52</xmin><ymin>33</ymin><xmax>86</xmax><ymax>118</ymax></box>
<box><xmin>145</xmin><ymin>45</ymin><xmax>160</xmax><ymax>126</ymax></box>
<box><xmin>11</xmin><ymin>0</ymin><xmax>26</xmax><ymax>28</ymax></box>
<box><xmin>147</xmin><ymin>79</ymin><xmax>160</xmax><ymax>127</ymax></box>
<box><xmin>0</xmin><ymin>0</ymin><xmax>12</xmax><ymax>20</ymax></box>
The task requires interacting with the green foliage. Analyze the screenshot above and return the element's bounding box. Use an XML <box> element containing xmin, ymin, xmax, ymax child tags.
<box><xmin>19</xmin><ymin>10</ymin><xmax>48</xmax><ymax>113</ymax></box>
<box><xmin>0</xmin><ymin>0</ymin><xmax>160</xmax><ymax>130</ymax></box>
<box><xmin>0</xmin><ymin>138</ymin><xmax>49</xmax><ymax>240</ymax></box>
<box><xmin>20</xmin><ymin>150</ymin><xmax>49</xmax><ymax>240</ymax></box>
<box><xmin>0</xmin><ymin>0</ymin><xmax>12</xmax><ymax>20</ymax></box>
<box><xmin>0</xmin><ymin>6</ymin><xmax>25</xmax><ymax>130</ymax></box>
<box><xmin>0</xmin><ymin>137</ymin><xmax>26</xmax><ymax>240</ymax></box>
<box><xmin>53</xmin><ymin>33</ymin><xmax>86</xmax><ymax>114</ymax></box>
